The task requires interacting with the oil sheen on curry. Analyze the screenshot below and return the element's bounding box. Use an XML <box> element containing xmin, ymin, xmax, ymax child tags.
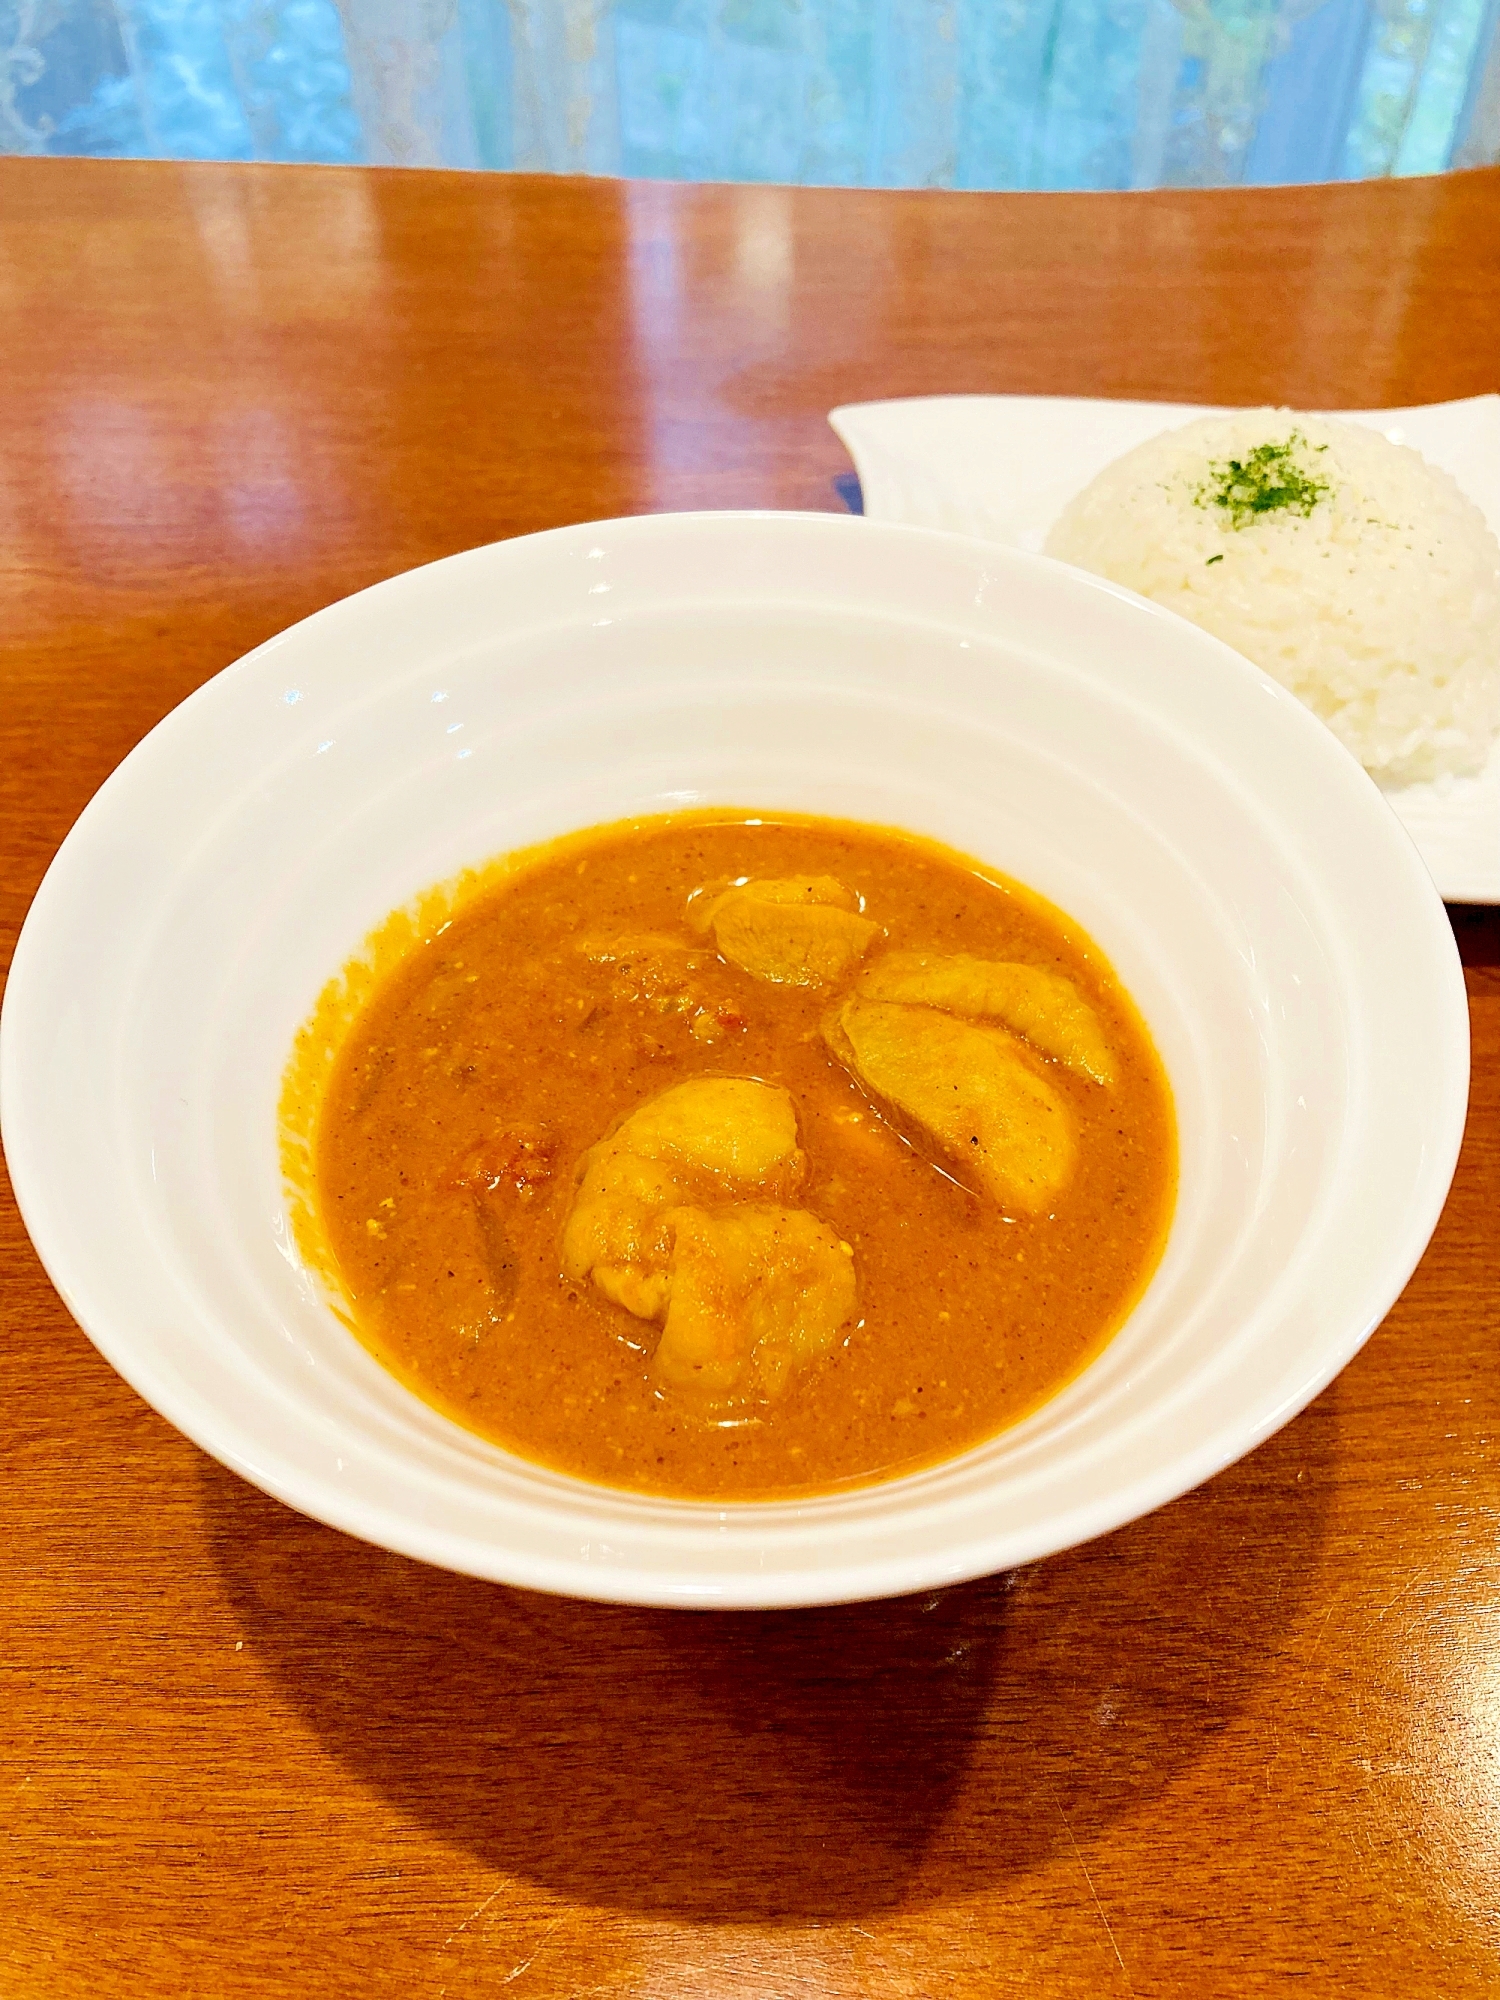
<box><xmin>285</xmin><ymin>813</ymin><xmax>1176</xmax><ymax>1501</ymax></box>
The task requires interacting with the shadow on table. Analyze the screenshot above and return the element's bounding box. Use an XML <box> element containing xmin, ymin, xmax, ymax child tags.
<box><xmin>201</xmin><ymin>1385</ymin><xmax>1337</xmax><ymax>1924</ymax></box>
<box><xmin>1449</xmin><ymin>903</ymin><xmax>1500</xmax><ymax>969</ymax></box>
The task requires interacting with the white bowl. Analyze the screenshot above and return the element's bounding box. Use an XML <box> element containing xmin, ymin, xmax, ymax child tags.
<box><xmin>1</xmin><ymin>512</ymin><xmax>1468</xmax><ymax>1608</ymax></box>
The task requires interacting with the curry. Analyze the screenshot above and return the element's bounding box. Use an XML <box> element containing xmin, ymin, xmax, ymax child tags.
<box><xmin>283</xmin><ymin>812</ymin><xmax>1176</xmax><ymax>1500</ymax></box>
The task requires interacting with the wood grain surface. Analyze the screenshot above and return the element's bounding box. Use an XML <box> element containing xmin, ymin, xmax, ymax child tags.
<box><xmin>3</xmin><ymin>158</ymin><xmax>1498</xmax><ymax>1999</ymax></box>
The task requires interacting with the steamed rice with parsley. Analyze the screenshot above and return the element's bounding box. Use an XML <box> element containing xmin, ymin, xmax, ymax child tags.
<box><xmin>1045</xmin><ymin>410</ymin><xmax>1500</xmax><ymax>787</ymax></box>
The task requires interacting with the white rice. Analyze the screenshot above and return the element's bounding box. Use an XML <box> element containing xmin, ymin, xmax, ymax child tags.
<box><xmin>1044</xmin><ymin>409</ymin><xmax>1500</xmax><ymax>787</ymax></box>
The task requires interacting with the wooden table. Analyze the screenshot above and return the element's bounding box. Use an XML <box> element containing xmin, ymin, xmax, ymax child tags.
<box><xmin>3</xmin><ymin>157</ymin><xmax>1498</xmax><ymax>1998</ymax></box>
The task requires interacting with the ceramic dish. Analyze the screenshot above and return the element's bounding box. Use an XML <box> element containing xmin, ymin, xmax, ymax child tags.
<box><xmin>830</xmin><ymin>394</ymin><xmax>1500</xmax><ymax>904</ymax></box>
<box><xmin>0</xmin><ymin>512</ymin><xmax>1469</xmax><ymax>1608</ymax></box>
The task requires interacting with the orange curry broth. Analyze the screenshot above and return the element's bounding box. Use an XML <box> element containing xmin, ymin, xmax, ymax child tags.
<box><xmin>282</xmin><ymin>813</ymin><xmax>1176</xmax><ymax>1500</ymax></box>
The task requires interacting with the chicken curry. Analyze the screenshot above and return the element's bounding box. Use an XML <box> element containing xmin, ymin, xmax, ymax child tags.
<box><xmin>282</xmin><ymin>812</ymin><xmax>1176</xmax><ymax>1500</ymax></box>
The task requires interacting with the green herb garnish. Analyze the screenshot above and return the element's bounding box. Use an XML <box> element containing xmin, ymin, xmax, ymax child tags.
<box><xmin>1196</xmin><ymin>432</ymin><xmax>1331</xmax><ymax>529</ymax></box>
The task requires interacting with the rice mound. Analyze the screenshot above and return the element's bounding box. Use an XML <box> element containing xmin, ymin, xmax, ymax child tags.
<box><xmin>1045</xmin><ymin>409</ymin><xmax>1500</xmax><ymax>786</ymax></box>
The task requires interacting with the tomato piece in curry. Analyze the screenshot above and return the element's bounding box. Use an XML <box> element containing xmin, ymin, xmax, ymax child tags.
<box><xmin>283</xmin><ymin>813</ymin><xmax>1176</xmax><ymax>1501</ymax></box>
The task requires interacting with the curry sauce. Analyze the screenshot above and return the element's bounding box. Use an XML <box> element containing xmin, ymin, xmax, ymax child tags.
<box><xmin>285</xmin><ymin>813</ymin><xmax>1176</xmax><ymax>1500</ymax></box>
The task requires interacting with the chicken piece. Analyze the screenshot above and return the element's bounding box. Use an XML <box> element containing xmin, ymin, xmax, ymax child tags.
<box><xmin>561</xmin><ymin>1077</ymin><xmax>854</xmax><ymax>1398</ymax></box>
<box><xmin>574</xmin><ymin>933</ymin><xmax>711</xmax><ymax>1011</ymax></box>
<box><xmin>654</xmin><ymin>1204</ymin><xmax>857</xmax><ymax>1396</ymax></box>
<box><xmin>691</xmin><ymin>876</ymin><xmax>880</xmax><ymax>987</ymax></box>
<box><xmin>604</xmin><ymin>1075</ymin><xmax>806</xmax><ymax>1186</ymax></box>
<box><xmin>825</xmin><ymin>997</ymin><xmax>1075</xmax><ymax>1214</ymax></box>
<box><xmin>855</xmin><ymin>952</ymin><xmax>1114</xmax><ymax>1086</ymax></box>
<box><xmin>562</xmin><ymin>1146</ymin><xmax>687</xmax><ymax>1319</ymax></box>
<box><xmin>561</xmin><ymin>1077</ymin><xmax>803</xmax><ymax>1301</ymax></box>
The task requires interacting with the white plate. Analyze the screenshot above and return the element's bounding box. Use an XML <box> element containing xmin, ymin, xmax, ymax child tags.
<box><xmin>830</xmin><ymin>394</ymin><xmax>1500</xmax><ymax>904</ymax></box>
<box><xmin>0</xmin><ymin>512</ymin><xmax>1469</xmax><ymax>1607</ymax></box>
